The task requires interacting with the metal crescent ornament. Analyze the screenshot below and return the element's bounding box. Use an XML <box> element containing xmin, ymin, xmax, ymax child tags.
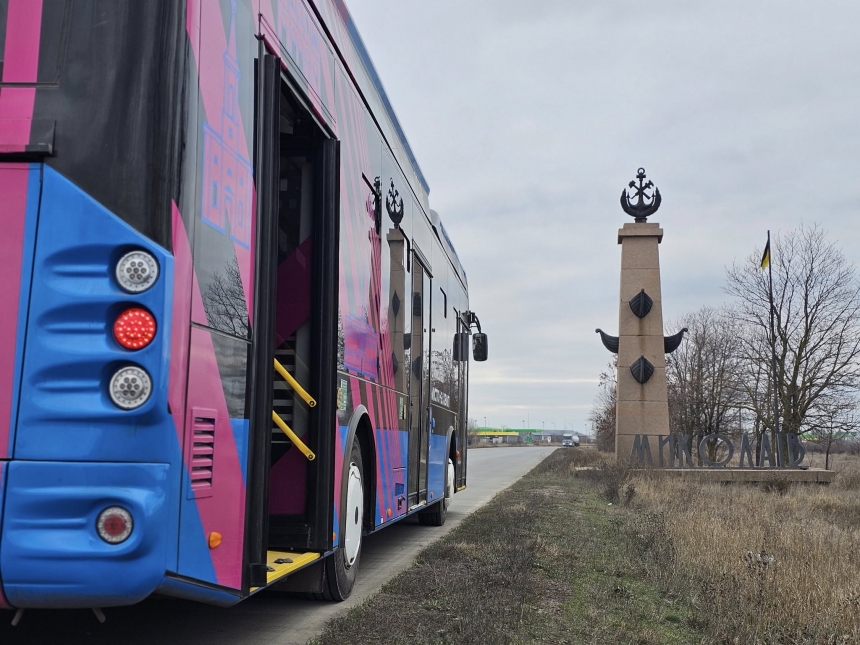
<box><xmin>595</xmin><ymin>328</ymin><xmax>619</xmax><ymax>353</ymax></box>
<box><xmin>664</xmin><ymin>327</ymin><xmax>689</xmax><ymax>354</ymax></box>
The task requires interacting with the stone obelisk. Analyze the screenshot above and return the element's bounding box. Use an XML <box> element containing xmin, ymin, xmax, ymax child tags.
<box><xmin>595</xmin><ymin>168</ymin><xmax>685</xmax><ymax>464</ymax></box>
<box><xmin>615</xmin><ymin>221</ymin><xmax>670</xmax><ymax>461</ymax></box>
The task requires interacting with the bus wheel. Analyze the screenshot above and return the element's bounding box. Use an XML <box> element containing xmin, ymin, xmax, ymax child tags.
<box><xmin>419</xmin><ymin>456</ymin><xmax>453</xmax><ymax>527</ymax></box>
<box><xmin>322</xmin><ymin>437</ymin><xmax>364</xmax><ymax>601</ymax></box>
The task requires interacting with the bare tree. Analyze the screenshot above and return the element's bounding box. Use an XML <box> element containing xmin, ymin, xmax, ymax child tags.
<box><xmin>805</xmin><ymin>393</ymin><xmax>859</xmax><ymax>470</ymax></box>
<box><xmin>467</xmin><ymin>418</ymin><xmax>480</xmax><ymax>445</ymax></box>
<box><xmin>590</xmin><ymin>361</ymin><xmax>617</xmax><ymax>452</ymax></box>
<box><xmin>667</xmin><ymin>306</ymin><xmax>744</xmax><ymax>462</ymax></box>
<box><xmin>726</xmin><ymin>225</ymin><xmax>860</xmax><ymax>438</ymax></box>
<box><xmin>734</xmin><ymin>324</ymin><xmax>777</xmax><ymax>458</ymax></box>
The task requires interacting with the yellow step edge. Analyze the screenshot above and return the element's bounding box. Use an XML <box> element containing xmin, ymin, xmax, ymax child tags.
<box><xmin>249</xmin><ymin>550</ymin><xmax>321</xmax><ymax>592</ymax></box>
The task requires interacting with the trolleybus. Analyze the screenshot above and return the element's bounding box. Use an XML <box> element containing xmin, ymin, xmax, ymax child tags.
<box><xmin>0</xmin><ymin>0</ymin><xmax>487</xmax><ymax>611</ymax></box>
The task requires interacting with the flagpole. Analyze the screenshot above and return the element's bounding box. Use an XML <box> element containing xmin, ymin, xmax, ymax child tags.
<box><xmin>766</xmin><ymin>230</ymin><xmax>783</xmax><ymax>465</ymax></box>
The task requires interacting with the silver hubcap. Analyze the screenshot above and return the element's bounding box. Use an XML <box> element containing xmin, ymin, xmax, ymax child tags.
<box><xmin>444</xmin><ymin>458</ymin><xmax>454</xmax><ymax>510</ymax></box>
<box><xmin>344</xmin><ymin>463</ymin><xmax>363</xmax><ymax>568</ymax></box>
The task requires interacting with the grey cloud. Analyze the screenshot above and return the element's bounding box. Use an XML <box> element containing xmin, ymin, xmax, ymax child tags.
<box><xmin>349</xmin><ymin>0</ymin><xmax>860</xmax><ymax>430</ymax></box>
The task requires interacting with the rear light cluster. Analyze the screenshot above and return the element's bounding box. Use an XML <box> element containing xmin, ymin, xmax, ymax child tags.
<box><xmin>109</xmin><ymin>366</ymin><xmax>153</xmax><ymax>409</ymax></box>
<box><xmin>113</xmin><ymin>307</ymin><xmax>156</xmax><ymax>350</ymax></box>
<box><xmin>109</xmin><ymin>250</ymin><xmax>159</xmax><ymax>410</ymax></box>
<box><xmin>115</xmin><ymin>250</ymin><xmax>159</xmax><ymax>293</ymax></box>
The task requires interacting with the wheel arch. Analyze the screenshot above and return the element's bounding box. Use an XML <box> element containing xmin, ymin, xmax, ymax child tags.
<box><xmin>338</xmin><ymin>405</ymin><xmax>377</xmax><ymax>544</ymax></box>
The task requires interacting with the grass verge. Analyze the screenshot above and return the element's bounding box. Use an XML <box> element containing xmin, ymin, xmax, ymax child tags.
<box><xmin>311</xmin><ymin>449</ymin><xmax>705</xmax><ymax>645</ymax></box>
<box><xmin>627</xmin><ymin>461</ymin><xmax>860</xmax><ymax>644</ymax></box>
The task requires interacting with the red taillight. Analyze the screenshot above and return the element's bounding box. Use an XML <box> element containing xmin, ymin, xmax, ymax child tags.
<box><xmin>96</xmin><ymin>506</ymin><xmax>133</xmax><ymax>544</ymax></box>
<box><xmin>113</xmin><ymin>307</ymin><xmax>156</xmax><ymax>350</ymax></box>
<box><xmin>103</xmin><ymin>515</ymin><xmax>126</xmax><ymax>536</ymax></box>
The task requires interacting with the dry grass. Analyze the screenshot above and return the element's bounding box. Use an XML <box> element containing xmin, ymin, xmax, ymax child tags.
<box><xmin>312</xmin><ymin>447</ymin><xmax>704</xmax><ymax>645</ymax></box>
<box><xmin>313</xmin><ymin>450</ymin><xmax>860</xmax><ymax>644</ymax></box>
<box><xmin>626</xmin><ymin>455</ymin><xmax>860</xmax><ymax>644</ymax></box>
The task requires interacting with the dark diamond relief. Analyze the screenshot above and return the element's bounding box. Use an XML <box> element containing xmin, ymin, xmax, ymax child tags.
<box><xmin>629</xmin><ymin>289</ymin><xmax>653</xmax><ymax>319</ymax></box>
<box><xmin>664</xmin><ymin>327</ymin><xmax>688</xmax><ymax>354</ymax></box>
<box><xmin>392</xmin><ymin>290</ymin><xmax>401</xmax><ymax>317</ymax></box>
<box><xmin>392</xmin><ymin>352</ymin><xmax>399</xmax><ymax>374</ymax></box>
<box><xmin>630</xmin><ymin>356</ymin><xmax>654</xmax><ymax>384</ymax></box>
<box><xmin>595</xmin><ymin>328</ymin><xmax>619</xmax><ymax>353</ymax></box>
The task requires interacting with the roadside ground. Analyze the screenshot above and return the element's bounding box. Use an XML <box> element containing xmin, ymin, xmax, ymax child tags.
<box><xmin>311</xmin><ymin>448</ymin><xmax>705</xmax><ymax>645</ymax></box>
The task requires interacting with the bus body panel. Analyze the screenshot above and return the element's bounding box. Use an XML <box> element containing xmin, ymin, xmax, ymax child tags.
<box><xmin>0</xmin><ymin>163</ymin><xmax>40</xmax><ymax>461</ymax></box>
<box><xmin>15</xmin><ymin>167</ymin><xmax>176</xmax><ymax>463</ymax></box>
<box><xmin>154</xmin><ymin>575</ymin><xmax>241</xmax><ymax>608</ymax></box>
<box><xmin>175</xmin><ymin>326</ymin><xmax>248</xmax><ymax>589</ymax></box>
<box><xmin>1</xmin><ymin>461</ymin><xmax>171</xmax><ymax>608</ymax></box>
<box><xmin>0</xmin><ymin>165</ymin><xmax>186</xmax><ymax>605</ymax></box>
<box><xmin>0</xmin><ymin>463</ymin><xmax>8</xmax><ymax>609</ymax></box>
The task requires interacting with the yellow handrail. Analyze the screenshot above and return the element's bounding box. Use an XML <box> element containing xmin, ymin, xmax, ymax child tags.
<box><xmin>272</xmin><ymin>411</ymin><xmax>315</xmax><ymax>461</ymax></box>
<box><xmin>273</xmin><ymin>358</ymin><xmax>317</xmax><ymax>408</ymax></box>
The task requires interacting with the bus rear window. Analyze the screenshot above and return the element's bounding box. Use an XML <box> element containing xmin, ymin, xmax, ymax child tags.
<box><xmin>0</xmin><ymin>0</ymin><xmax>70</xmax><ymax>86</ymax></box>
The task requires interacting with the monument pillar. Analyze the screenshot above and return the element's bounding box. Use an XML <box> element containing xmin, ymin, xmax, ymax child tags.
<box><xmin>595</xmin><ymin>168</ymin><xmax>686</xmax><ymax>464</ymax></box>
<box><xmin>615</xmin><ymin>222</ymin><xmax>670</xmax><ymax>461</ymax></box>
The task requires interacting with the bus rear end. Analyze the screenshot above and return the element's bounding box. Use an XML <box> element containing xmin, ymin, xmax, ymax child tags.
<box><xmin>0</xmin><ymin>0</ymin><xmax>191</xmax><ymax>608</ymax></box>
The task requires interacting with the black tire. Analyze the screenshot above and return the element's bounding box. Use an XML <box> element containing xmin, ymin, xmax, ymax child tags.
<box><xmin>319</xmin><ymin>436</ymin><xmax>364</xmax><ymax>601</ymax></box>
<box><xmin>417</xmin><ymin>499</ymin><xmax>446</xmax><ymax>526</ymax></box>
<box><xmin>418</xmin><ymin>455</ymin><xmax>454</xmax><ymax>527</ymax></box>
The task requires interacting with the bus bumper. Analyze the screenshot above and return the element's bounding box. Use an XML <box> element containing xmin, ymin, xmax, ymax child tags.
<box><xmin>0</xmin><ymin>461</ymin><xmax>170</xmax><ymax>608</ymax></box>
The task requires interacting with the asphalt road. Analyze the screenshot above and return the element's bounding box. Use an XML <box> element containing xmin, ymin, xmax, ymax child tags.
<box><xmin>0</xmin><ymin>446</ymin><xmax>555</xmax><ymax>645</ymax></box>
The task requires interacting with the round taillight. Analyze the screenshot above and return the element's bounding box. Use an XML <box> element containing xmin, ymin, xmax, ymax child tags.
<box><xmin>116</xmin><ymin>250</ymin><xmax>159</xmax><ymax>293</ymax></box>
<box><xmin>108</xmin><ymin>366</ymin><xmax>152</xmax><ymax>410</ymax></box>
<box><xmin>113</xmin><ymin>308</ymin><xmax>156</xmax><ymax>350</ymax></box>
<box><xmin>96</xmin><ymin>506</ymin><xmax>133</xmax><ymax>544</ymax></box>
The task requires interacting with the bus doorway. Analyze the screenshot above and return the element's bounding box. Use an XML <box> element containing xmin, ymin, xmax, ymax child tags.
<box><xmin>250</xmin><ymin>53</ymin><xmax>337</xmax><ymax>582</ymax></box>
<box><xmin>267</xmin><ymin>80</ymin><xmax>337</xmax><ymax>552</ymax></box>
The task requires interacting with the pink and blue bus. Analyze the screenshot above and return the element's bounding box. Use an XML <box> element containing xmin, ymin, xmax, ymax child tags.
<box><xmin>0</xmin><ymin>0</ymin><xmax>487</xmax><ymax>611</ymax></box>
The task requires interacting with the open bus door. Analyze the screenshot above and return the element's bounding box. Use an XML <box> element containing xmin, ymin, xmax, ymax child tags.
<box><xmin>245</xmin><ymin>49</ymin><xmax>338</xmax><ymax>590</ymax></box>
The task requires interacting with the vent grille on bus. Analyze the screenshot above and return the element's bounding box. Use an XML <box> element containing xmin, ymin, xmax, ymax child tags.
<box><xmin>189</xmin><ymin>410</ymin><xmax>215</xmax><ymax>498</ymax></box>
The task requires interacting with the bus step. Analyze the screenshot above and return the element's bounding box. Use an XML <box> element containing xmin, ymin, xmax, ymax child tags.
<box><xmin>249</xmin><ymin>550</ymin><xmax>320</xmax><ymax>591</ymax></box>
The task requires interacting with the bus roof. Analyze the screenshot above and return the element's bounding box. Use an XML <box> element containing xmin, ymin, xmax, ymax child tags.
<box><xmin>326</xmin><ymin>0</ymin><xmax>430</xmax><ymax>197</ymax></box>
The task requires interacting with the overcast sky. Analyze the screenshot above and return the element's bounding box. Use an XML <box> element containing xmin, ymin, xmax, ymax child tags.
<box><xmin>348</xmin><ymin>1</ymin><xmax>860</xmax><ymax>435</ymax></box>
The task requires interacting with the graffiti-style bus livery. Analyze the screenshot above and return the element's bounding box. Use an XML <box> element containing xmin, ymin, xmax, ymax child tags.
<box><xmin>0</xmin><ymin>0</ymin><xmax>487</xmax><ymax>609</ymax></box>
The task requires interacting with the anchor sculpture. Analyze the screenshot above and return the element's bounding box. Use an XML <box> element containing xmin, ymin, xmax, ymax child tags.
<box><xmin>386</xmin><ymin>178</ymin><xmax>404</xmax><ymax>226</ymax></box>
<box><xmin>620</xmin><ymin>167</ymin><xmax>661</xmax><ymax>222</ymax></box>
